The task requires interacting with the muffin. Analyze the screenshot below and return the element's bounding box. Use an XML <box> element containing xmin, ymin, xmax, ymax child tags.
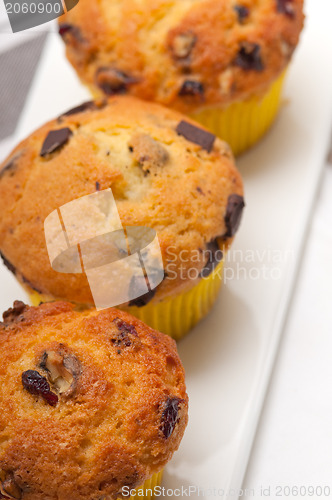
<box><xmin>0</xmin><ymin>300</ymin><xmax>188</xmax><ymax>500</ymax></box>
<box><xmin>0</xmin><ymin>96</ymin><xmax>244</xmax><ymax>339</ymax></box>
<box><xmin>58</xmin><ymin>0</ymin><xmax>304</xmax><ymax>155</ymax></box>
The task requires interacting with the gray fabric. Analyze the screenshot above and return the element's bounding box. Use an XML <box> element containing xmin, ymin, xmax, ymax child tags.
<box><xmin>0</xmin><ymin>33</ymin><xmax>47</xmax><ymax>140</ymax></box>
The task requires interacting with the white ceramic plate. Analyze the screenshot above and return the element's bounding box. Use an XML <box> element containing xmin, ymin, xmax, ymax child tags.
<box><xmin>1</xmin><ymin>0</ymin><xmax>332</xmax><ymax>498</ymax></box>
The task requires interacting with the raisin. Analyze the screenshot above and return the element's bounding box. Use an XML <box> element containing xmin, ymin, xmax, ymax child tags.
<box><xmin>22</xmin><ymin>370</ymin><xmax>58</xmax><ymax>407</ymax></box>
<box><xmin>112</xmin><ymin>318</ymin><xmax>138</xmax><ymax>347</ymax></box>
<box><xmin>234</xmin><ymin>5</ymin><xmax>250</xmax><ymax>22</ymax></box>
<box><xmin>234</xmin><ymin>42</ymin><xmax>264</xmax><ymax>71</ymax></box>
<box><xmin>276</xmin><ymin>0</ymin><xmax>295</xmax><ymax>17</ymax></box>
<box><xmin>224</xmin><ymin>194</ymin><xmax>245</xmax><ymax>238</ymax></box>
<box><xmin>58</xmin><ymin>23</ymin><xmax>85</xmax><ymax>43</ymax></box>
<box><xmin>95</xmin><ymin>68</ymin><xmax>138</xmax><ymax>95</ymax></box>
<box><xmin>160</xmin><ymin>397</ymin><xmax>183</xmax><ymax>439</ymax></box>
<box><xmin>178</xmin><ymin>80</ymin><xmax>205</xmax><ymax>99</ymax></box>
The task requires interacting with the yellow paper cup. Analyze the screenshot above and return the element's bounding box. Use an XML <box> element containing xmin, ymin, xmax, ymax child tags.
<box><xmin>27</xmin><ymin>261</ymin><xmax>223</xmax><ymax>341</ymax></box>
<box><xmin>121</xmin><ymin>470</ymin><xmax>163</xmax><ymax>500</ymax></box>
<box><xmin>26</xmin><ymin>261</ymin><xmax>223</xmax><ymax>341</ymax></box>
<box><xmin>120</xmin><ymin>260</ymin><xmax>224</xmax><ymax>341</ymax></box>
<box><xmin>191</xmin><ymin>72</ymin><xmax>286</xmax><ymax>156</ymax></box>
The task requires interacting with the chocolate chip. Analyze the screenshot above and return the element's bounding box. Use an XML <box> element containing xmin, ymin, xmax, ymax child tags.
<box><xmin>0</xmin><ymin>153</ymin><xmax>21</xmax><ymax>179</ymax></box>
<box><xmin>200</xmin><ymin>240</ymin><xmax>223</xmax><ymax>278</ymax></box>
<box><xmin>2</xmin><ymin>301</ymin><xmax>27</xmax><ymax>323</ymax></box>
<box><xmin>22</xmin><ymin>370</ymin><xmax>58</xmax><ymax>407</ymax></box>
<box><xmin>179</xmin><ymin>80</ymin><xmax>205</xmax><ymax>99</ymax></box>
<box><xmin>276</xmin><ymin>0</ymin><xmax>295</xmax><ymax>17</ymax></box>
<box><xmin>234</xmin><ymin>42</ymin><xmax>264</xmax><ymax>71</ymax></box>
<box><xmin>60</xmin><ymin>100</ymin><xmax>105</xmax><ymax>118</ymax></box>
<box><xmin>172</xmin><ymin>32</ymin><xmax>197</xmax><ymax>59</ymax></box>
<box><xmin>40</xmin><ymin>128</ymin><xmax>73</xmax><ymax>157</ymax></box>
<box><xmin>176</xmin><ymin>120</ymin><xmax>216</xmax><ymax>153</ymax></box>
<box><xmin>160</xmin><ymin>397</ymin><xmax>183</xmax><ymax>439</ymax></box>
<box><xmin>112</xmin><ymin>318</ymin><xmax>138</xmax><ymax>347</ymax></box>
<box><xmin>95</xmin><ymin>68</ymin><xmax>138</xmax><ymax>95</ymax></box>
<box><xmin>234</xmin><ymin>5</ymin><xmax>250</xmax><ymax>22</ymax></box>
<box><xmin>224</xmin><ymin>194</ymin><xmax>245</xmax><ymax>238</ymax></box>
<box><xmin>128</xmin><ymin>288</ymin><xmax>156</xmax><ymax>308</ymax></box>
<box><xmin>0</xmin><ymin>252</ymin><xmax>16</xmax><ymax>275</ymax></box>
<box><xmin>127</xmin><ymin>272</ymin><xmax>160</xmax><ymax>308</ymax></box>
<box><xmin>95</xmin><ymin>181</ymin><xmax>100</xmax><ymax>191</ymax></box>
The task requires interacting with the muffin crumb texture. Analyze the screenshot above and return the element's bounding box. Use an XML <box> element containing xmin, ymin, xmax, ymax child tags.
<box><xmin>0</xmin><ymin>96</ymin><xmax>244</xmax><ymax>305</ymax></box>
<box><xmin>58</xmin><ymin>0</ymin><xmax>304</xmax><ymax>112</ymax></box>
<box><xmin>0</xmin><ymin>301</ymin><xmax>188</xmax><ymax>500</ymax></box>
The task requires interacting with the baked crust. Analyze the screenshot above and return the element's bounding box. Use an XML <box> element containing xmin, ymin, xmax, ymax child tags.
<box><xmin>58</xmin><ymin>0</ymin><xmax>304</xmax><ymax>113</ymax></box>
<box><xmin>0</xmin><ymin>301</ymin><xmax>188</xmax><ymax>500</ymax></box>
<box><xmin>0</xmin><ymin>96</ymin><xmax>244</xmax><ymax>305</ymax></box>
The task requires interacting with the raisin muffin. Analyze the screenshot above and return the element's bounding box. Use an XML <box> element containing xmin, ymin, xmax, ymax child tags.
<box><xmin>0</xmin><ymin>300</ymin><xmax>188</xmax><ymax>500</ymax></box>
<box><xmin>58</xmin><ymin>0</ymin><xmax>304</xmax><ymax>155</ymax></box>
<box><xmin>0</xmin><ymin>96</ymin><xmax>244</xmax><ymax>339</ymax></box>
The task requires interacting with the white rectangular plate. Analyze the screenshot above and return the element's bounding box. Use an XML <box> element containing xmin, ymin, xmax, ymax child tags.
<box><xmin>1</xmin><ymin>0</ymin><xmax>332</xmax><ymax>498</ymax></box>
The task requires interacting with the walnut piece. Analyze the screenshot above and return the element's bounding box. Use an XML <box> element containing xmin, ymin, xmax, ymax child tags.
<box><xmin>39</xmin><ymin>346</ymin><xmax>80</xmax><ymax>397</ymax></box>
<box><xmin>0</xmin><ymin>471</ymin><xmax>22</xmax><ymax>500</ymax></box>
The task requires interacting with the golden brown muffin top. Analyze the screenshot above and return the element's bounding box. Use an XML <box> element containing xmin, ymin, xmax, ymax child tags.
<box><xmin>59</xmin><ymin>0</ymin><xmax>304</xmax><ymax>113</ymax></box>
<box><xmin>0</xmin><ymin>301</ymin><xmax>188</xmax><ymax>500</ymax></box>
<box><xmin>0</xmin><ymin>96</ymin><xmax>244</xmax><ymax>306</ymax></box>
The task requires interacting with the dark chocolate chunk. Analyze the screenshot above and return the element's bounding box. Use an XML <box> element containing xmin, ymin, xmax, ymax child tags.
<box><xmin>60</xmin><ymin>100</ymin><xmax>103</xmax><ymax>117</ymax></box>
<box><xmin>22</xmin><ymin>370</ymin><xmax>58</xmax><ymax>407</ymax></box>
<box><xmin>224</xmin><ymin>194</ymin><xmax>245</xmax><ymax>238</ymax></box>
<box><xmin>276</xmin><ymin>0</ymin><xmax>295</xmax><ymax>17</ymax></box>
<box><xmin>234</xmin><ymin>5</ymin><xmax>250</xmax><ymax>22</ymax></box>
<box><xmin>0</xmin><ymin>153</ymin><xmax>21</xmax><ymax>179</ymax></box>
<box><xmin>176</xmin><ymin>120</ymin><xmax>216</xmax><ymax>153</ymax></box>
<box><xmin>95</xmin><ymin>181</ymin><xmax>100</xmax><ymax>191</ymax></box>
<box><xmin>0</xmin><ymin>252</ymin><xmax>16</xmax><ymax>275</ymax></box>
<box><xmin>3</xmin><ymin>300</ymin><xmax>27</xmax><ymax>323</ymax></box>
<box><xmin>40</xmin><ymin>128</ymin><xmax>73</xmax><ymax>157</ymax></box>
<box><xmin>179</xmin><ymin>80</ymin><xmax>205</xmax><ymax>99</ymax></box>
<box><xmin>112</xmin><ymin>318</ymin><xmax>138</xmax><ymax>348</ymax></box>
<box><xmin>160</xmin><ymin>397</ymin><xmax>183</xmax><ymax>439</ymax></box>
<box><xmin>234</xmin><ymin>42</ymin><xmax>264</xmax><ymax>71</ymax></box>
<box><xmin>95</xmin><ymin>67</ymin><xmax>138</xmax><ymax>96</ymax></box>
<box><xmin>128</xmin><ymin>288</ymin><xmax>156</xmax><ymax>308</ymax></box>
<box><xmin>127</xmin><ymin>271</ymin><xmax>164</xmax><ymax>308</ymax></box>
<box><xmin>200</xmin><ymin>240</ymin><xmax>223</xmax><ymax>278</ymax></box>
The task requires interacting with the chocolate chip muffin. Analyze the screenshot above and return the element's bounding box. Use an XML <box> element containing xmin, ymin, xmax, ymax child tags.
<box><xmin>0</xmin><ymin>300</ymin><xmax>188</xmax><ymax>500</ymax></box>
<box><xmin>0</xmin><ymin>96</ymin><xmax>244</xmax><ymax>339</ymax></box>
<box><xmin>58</xmin><ymin>0</ymin><xmax>304</xmax><ymax>154</ymax></box>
